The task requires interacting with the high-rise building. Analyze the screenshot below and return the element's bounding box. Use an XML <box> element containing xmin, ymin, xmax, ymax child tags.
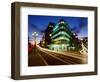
<box><xmin>40</xmin><ymin>19</ymin><xmax>81</xmax><ymax>51</ymax></box>
<box><xmin>40</xmin><ymin>23</ymin><xmax>55</xmax><ymax>47</ymax></box>
<box><xmin>48</xmin><ymin>19</ymin><xmax>74</xmax><ymax>51</ymax></box>
<box><xmin>45</xmin><ymin>23</ymin><xmax>55</xmax><ymax>45</ymax></box>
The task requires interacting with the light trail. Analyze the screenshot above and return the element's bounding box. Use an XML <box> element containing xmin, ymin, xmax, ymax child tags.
<box><xmin>38</xmin><ymin>46</ymin><xmax>69</xmax><ymax>64</ymax></box>
<box><xmin>35</xmin><ymin>49</ymin><xmax>48</xmax><ymax>65</ymax></box>
<box><xmin>37</xmin><ymin>45</ymin><xmax>87</xmax><ymax>64</ymax></box>
<box><xmin>37</xmin><ymin>45</ymin><xmax>87</xmax><ymax>62</ymax></box>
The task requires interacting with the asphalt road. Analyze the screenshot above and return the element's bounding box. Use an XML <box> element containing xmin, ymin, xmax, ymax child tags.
<box><xmin>28</xmin><ymin>45</ymin><xmax>87</xmax><ymax>66</ymax></box>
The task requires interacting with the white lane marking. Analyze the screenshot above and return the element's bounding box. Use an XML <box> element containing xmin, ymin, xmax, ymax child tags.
<box><xmin>38</xmin><ymin>47</ymin><xmax>71</xmax><ymax>64</ymax></box>
<box><xmin>36</xmin><ymin>49</ymin><xmax>48</xmax><ymax>65</ymax></box>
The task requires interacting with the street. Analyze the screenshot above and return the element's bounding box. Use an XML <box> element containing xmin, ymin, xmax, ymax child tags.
<box><xmin>28</xmin><ymin>45</ymin><xmax>87</xmax><ymax>66</ymax></box>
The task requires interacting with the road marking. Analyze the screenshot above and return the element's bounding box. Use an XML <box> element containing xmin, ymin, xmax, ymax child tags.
<box><xmin>37</xmin><ymin>45</ymin><xmax>87</xmax><ymax>61</ymax></box>
<box><xmin>38</xmin><ymin>47</ymin><xmax>71</xmax><ymax>64</ymax></box>
<box><xmin>36</xmin><ymin>49</ymin><xmax>48</xmax><ymax>65</ymax></box>
<box><xmin>46</xmin><ymin>51</ymin><xmax>78</xmax><ymax>64</ymax></box>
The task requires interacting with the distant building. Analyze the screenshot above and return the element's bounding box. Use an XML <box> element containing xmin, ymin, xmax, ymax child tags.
<box><xmin>80</xmin><ymin>37</ymin><xmax>88</xmax><ymax>48</ymax></box>
<box><xmin>48</xmin><ymin>19</ymin><xmax>75</xmax><ymax>51</ymax></box>
<box><xmin>45</xmin><ymin>23</ymin><xmax>55</xmax><ymax>46</ymax></box>
<box><xmin>40</xmin><ymin>23</ymin><xmax>55</xmax><ymax>47</ymax></box>
<box><xmin>40</xmin><ymin>33</ymin><xmax>45</xmax><ymax>47</ymax></box>
<box><xmin>72</xmin><ymin>33</ymin><xmax>81</xmax><ymax>51</ymax></box>
<box><xmin>79</xmin><ymin>37</ymin><xmax>88</xmax><ymax>54</ymax></box>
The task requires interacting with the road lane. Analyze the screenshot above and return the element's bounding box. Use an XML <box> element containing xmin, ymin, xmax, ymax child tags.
<box><xmin>37</xmin><ymin>45</ymin><xmax>87</xmax><ymax>64</ymax></box>
<box><xmin>28</xmin><ymin>45</ymin><xmax>87</xmax><ymax>66</ymax></box>
<box><xmin>38</xmin><ymin>45</ymin><xmax>82</xmax><ymax>64</ymax></box>
<box><xmin>43</xmin><ymin>50</ymin><xmax>84</xmax><ymax>64</ymax></box>
<box><xmin>38</xmin><ymin>47</ymin><xmax>69</xmax><ymax>65</ymax></box>
<box><xmin>28</xmin><ymin>47</ymin><xmax>48</xmax><ymax>66</ymax></box>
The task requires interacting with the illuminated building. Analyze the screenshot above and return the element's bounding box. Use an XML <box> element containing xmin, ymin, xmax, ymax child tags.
<box><xmin>41</xmin><ymin>33</ymin><xmax>45</xmax><ymax>47</ymax></box>
<box><xmin>48</xmin><ymin>19</ymin><xmax>74</xmax><ymax>51</ymax></box>
<box><xmin>40</xmin><ymin>23</ymin><xmax>55</xmax><ymax>47</ymax></box>
<box><xmin>45</xmin><ymin>23</ymin><xmax>55</xmax><ymax>46</ymax></box>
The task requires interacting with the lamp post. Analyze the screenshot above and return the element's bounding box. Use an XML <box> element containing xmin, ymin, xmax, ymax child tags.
<box><xmin>32</xmin><ymin>32</ymin><xmax>38</xmax><ymax>45</ymax></box>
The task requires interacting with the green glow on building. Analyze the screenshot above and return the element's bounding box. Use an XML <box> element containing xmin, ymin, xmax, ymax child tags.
<box><xmin>53</xmin><ymin>36</ymin><xmax>70</xmax><ymax>42</ymax></box>
<box><xmin>53</xmin><ymin>24</ymin><xmax>59</xmax><ymax>31</ymax></box>
<box><xmin>51</xmin><ymin>31</ymin><xmax>71</xmax><ymax>39</ymax></box>
<box><xmin>48</xmin><ymin>19</ymin><xmax>75</xmax><ymax>51</ymax></box>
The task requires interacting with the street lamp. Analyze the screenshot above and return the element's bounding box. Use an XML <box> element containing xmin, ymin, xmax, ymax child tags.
<box><xmin>32</xmin><ymin>32</ymin><xmax>38</xmax><ymax>45</ymax></box>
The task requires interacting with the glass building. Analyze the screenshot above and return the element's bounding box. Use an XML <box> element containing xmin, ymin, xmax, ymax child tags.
<box><xmin>48</xmin><ymin>19</ymin><xmax>74</xmax><ymax>51</ymax></box>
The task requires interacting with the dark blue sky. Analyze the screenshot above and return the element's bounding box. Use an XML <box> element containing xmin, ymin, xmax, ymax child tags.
<box><xmin>28</xmin><ymin>15</ymin><xmax>88</xmax><ymax>43</ymax></box>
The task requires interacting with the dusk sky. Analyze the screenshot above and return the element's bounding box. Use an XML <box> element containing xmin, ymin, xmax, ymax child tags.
<box><xmin>28</xmin><ymin>15</ymin><xmax>88</xmax><ymax>43</ymax></box>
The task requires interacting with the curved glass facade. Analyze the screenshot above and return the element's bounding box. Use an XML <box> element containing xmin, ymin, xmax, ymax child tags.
<box><xmin>48</xmin><ymin>19</ymin><xmax>74</xmax><ymax>51</ymax></box>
